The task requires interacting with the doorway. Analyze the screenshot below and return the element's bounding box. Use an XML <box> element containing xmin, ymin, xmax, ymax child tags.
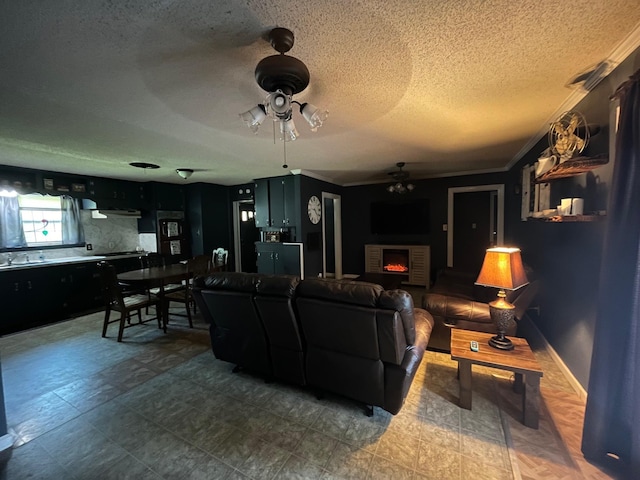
<box><xmin>232</xmin><ymin>200</ymin><xmax>260</xmax><ymax>273</ymax></box>
<box><xmin>322</xmin><ymin>192</ymin><xmax>342</xmax><ymax>279</ymax></box>
<box><xmin>447</xmin><ymin>185</ymin><xmax>504</xmax><ymax>271</ymax></box>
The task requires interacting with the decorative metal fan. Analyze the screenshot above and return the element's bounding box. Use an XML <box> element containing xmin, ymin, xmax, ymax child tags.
<box><xmin>548</xmin><ymin>111</ymin><xmax>589</xmax><ymax>162</ymax></box>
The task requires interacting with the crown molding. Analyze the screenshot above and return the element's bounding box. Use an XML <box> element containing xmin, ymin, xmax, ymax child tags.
<box><xmin>506</xmin><ymin>22</ymin><xmax>640</xmax><ymax>171</ymax></box>
<box><xmin>289</xmin><ymin>169</ymin><xmax>337</xmax><ymax>184</ymax></box>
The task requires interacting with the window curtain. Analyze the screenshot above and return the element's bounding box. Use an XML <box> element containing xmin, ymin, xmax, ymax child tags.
<box><xmin>0</xmin><ymin>195</ymin><xmax>27</xmax><ymax>248</ymax></box>
<box><xmin>61</xmin><ymin>196</ymin><xmax>85</xmax><ymax>245</ymax></box>
<box><xmin>582</xmin><ymin>69</ymin><xmax>640</xmax><ymax>478</ymax></box>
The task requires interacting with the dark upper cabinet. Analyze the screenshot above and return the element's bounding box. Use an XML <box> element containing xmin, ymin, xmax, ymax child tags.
<box><xmin>254</xmin><ymin>176</ymin><xmax>297</xmax><ymax>228</ymax></box>
<box><xmin>153</xmin><ymin>182</ymin><xmax>185</xmax><ymax>211</ymax></box>
<box><xmin>269</xmin><ymin>178</ymin><xmax>286</xmax><ymax>227</ymax></box>
<box><xmin>254</xmin><ymin>179</ymin><xmax>270</xmax><ymax>228</ymax></box>
<box><xmin>87</xmin><ymin>178</ymin><xmax>149</xmax><ymax>209</ymax></box>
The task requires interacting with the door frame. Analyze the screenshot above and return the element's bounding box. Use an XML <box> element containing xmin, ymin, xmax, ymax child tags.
<box><xmin>447</xmin><ymin>184</ymin><xmax>504</xmax><ymax>268</ymax></box>
<box><xmin>232</xmin><ymin>200</ymin><xmax>254</xmax><ymax>272</ymax></box>
<box><xmin>321</xmin><ymin>192</ymin><xmax>342</xmax><ymax>279</ymax></box>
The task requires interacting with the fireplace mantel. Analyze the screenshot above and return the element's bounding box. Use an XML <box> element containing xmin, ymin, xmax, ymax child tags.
<box><xmin>365</xmin><ymin>244</ymin><xmax>430</xmax><ymax>287</ymax></box>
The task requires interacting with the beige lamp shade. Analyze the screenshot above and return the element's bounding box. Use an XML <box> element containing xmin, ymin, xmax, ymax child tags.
<box><xmin>475</xmin><ymin>247</ymin><xmax>529</xmax><ymax>290</ymax></box>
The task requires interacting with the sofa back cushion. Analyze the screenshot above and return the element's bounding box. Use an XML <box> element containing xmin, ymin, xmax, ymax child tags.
<box><xmin>254</xmin><ymin>275</ymin><xmax>301</xmax><ymax>348</ymax></box>
<box><xmin>378</xmin><ymin>290</ymin><xmax>416</xmax><ymax>345</ymax></box>
<box><xmin>296</xmin><ymin>278</ymin><xmax>414</xmax><ymax>366</ymax></box>
<box><xmin>196</xmin><ymin>271</ymin><xmax>259</xmax><ymax>291</ymax></box>
<box><xmin>254</xmin><ymin>275</ymin><xmax>305</xmax><ymax>384</ymax></box>
<box><xmin>194</xmin><ymin>272</ymin><xmax>271</xmax><ymax>376</ymax></box>
<box><xmin>297</xmin><ymin>278</ymin><xmax>383</xmax><ymax>307</ymax></box>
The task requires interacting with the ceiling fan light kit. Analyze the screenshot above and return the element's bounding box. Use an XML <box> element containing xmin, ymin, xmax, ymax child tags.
<box><xmin>240</xmin><ymin>27</ymin><xmax>328</xmax><ymax>142</ymax></box>
<box><xmin>387</xmin><ymin>162</ymin><xmax>415</xmax><ymax>194</ymax></box>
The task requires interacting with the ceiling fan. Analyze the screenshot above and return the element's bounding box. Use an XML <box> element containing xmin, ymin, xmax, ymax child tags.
<box><xmin>387</xmin><ymin>162</ymin><xmax>415</xmax><ymax>193</ymax></box>
<box><xmin>240</xmin><ymin>27</ymin><xmax>328</xmax><ymax>142</ymax></box>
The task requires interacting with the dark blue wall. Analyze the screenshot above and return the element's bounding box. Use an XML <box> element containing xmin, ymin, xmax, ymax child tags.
<box><xmin>299</xmin><ymin>176</ymin><xmax>342</xmax><ymax>278</ymax></box>
<box><xmin>341</xmin><ymin>171</ymin><xmax>508</xmax><ymax>281</ymax></box>
<box><xmin>507</xmin><ymin>47</ymin><xmax>640</xmax><ymax>388</ymax></box>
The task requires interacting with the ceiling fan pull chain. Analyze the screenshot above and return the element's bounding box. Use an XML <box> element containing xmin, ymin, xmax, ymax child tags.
<box><xmin>282</xmin><ymin>135</ymin><xmax>288</xmax><ymax>169</ymax></box>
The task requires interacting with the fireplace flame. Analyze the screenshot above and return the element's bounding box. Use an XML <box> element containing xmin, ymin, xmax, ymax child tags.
<box><xmin>384</xmin><ymin>263</ymin><xmax>409</xmax><ymax>273</ymax></box>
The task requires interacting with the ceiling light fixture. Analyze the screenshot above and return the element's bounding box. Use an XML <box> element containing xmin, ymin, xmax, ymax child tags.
<box><xmin>129</xmin><ymin>162</ymin><xmax>160</xmax><ymax>169</ymax></box>
<box><xmin>240</xmin><ymin>28</ymin><xmax>328</xmax><ymax>143</ymax></box>
<box><xmin>386</xmin><ymin>162</ymin><xmax>415</xmax><ymax>193</ymax></box>
<box><xmin>176</xmin><ymin>168</ymin><xmax>194</xmax><ymax>180</ymax></box>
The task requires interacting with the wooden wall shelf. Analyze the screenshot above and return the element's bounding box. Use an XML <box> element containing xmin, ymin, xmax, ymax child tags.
<box><xmin>531</xmin><ymin>214</ymin><xmax>605</xmax><ymax>223</ymax></box>
<box><xmin>535</xmin><ymin>154</ymin><xmax>608</xmax><ymax>182</ymax></box>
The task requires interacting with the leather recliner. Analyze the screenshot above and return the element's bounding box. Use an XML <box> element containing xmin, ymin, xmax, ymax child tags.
<box><xmin>253</xmin><ymin>274</ymin><xmax>305</xmax><ymax>385</ymax></box>
<box><xmin>193</xmin><ymin>273</ymin><xmax>434</xmax><ymax>415</ymax></box>
<box><xmin>423</xmin><ymin>268</ymin><xmax>539</xmax><ymax>352</ymax></box>
<box><xmin>296</xmin><ymin>278</ymin><xmax>434</xmax><ymax>415</ymax></box>
<box><xmin>192</xmin><ymin>272</ymin><xmax>272</xmax><ymax>376</ymax></box>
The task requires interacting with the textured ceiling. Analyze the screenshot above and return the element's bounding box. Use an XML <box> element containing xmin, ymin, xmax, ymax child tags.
<box><xmin>1</xmin><ymin>1</ymin><xmax>639</xmax><ymax>186</ymax></box>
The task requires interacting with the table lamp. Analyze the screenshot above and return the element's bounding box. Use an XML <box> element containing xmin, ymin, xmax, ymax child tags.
<box><xmin>475</xmin><ymin>247</ymin><xmax>529</xmax><ymax>350</ymax></box>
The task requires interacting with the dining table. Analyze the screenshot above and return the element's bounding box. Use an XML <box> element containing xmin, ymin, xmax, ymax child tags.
<box><xmin>117</xmin><ymin>263</ymin><xmax>190</xmax><ymax>331</ymax></box>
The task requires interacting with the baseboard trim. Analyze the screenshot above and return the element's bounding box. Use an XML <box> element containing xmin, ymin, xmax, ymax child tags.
<box><xmin>525</xmin><ymin>317</ymin><xmax>588</xmax><ymax>400</ymax></box>
<box><xmin>0</xmin><ymin>432</ymin><xmax>14</xmax><ymax>465</ymax></box>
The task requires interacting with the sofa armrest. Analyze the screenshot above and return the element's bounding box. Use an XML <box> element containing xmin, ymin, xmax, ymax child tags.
<box><xmin>422</xmin><ymin>293</ymin><xmax>492</xmax><ymax>326</ymax></box>
<box><xmin>383</xmin><ymin>308</ymin><xmax>434</xmax><ymax>414</ymax></box>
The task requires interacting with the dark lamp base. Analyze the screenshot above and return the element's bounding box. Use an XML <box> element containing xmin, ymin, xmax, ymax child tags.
<box><xmin>489</xmin><ymin>335</ymin><xmax>514</xmax><ymax>350</ymax></box>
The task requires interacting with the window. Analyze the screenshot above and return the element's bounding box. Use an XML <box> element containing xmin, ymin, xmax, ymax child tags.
<box><xmin>19</xmin><ymin>194</ymin><xmax>63</xmax><ymax>245</ymax></box>
<box><xmin>0</xmin><ymin>192</ymin><xmax>84</xmax><ymax>249</ymax></box>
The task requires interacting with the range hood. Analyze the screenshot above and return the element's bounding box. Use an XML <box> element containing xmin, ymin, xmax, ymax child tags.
<box><xmin>83</xmin><ymin>199</ymin><xmax>142</xmax><ymax>218</ymax></box>
<box><xmin>91</xmin><ymin>209</ymin><xmax>142</xmax><ymax>219</ymax></box>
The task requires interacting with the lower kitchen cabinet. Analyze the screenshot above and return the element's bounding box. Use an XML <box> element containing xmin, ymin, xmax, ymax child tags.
<box><xmin>0</xmin><ymin>261</ymin><xmax>107</xmax><ymax>336</ymax></box>
<box><xmin>255</xmin><ymin>242</ymin><xmax>302</xmax><ymax>276</ymax></box>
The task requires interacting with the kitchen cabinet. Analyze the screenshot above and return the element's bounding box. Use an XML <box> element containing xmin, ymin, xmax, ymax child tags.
<box><xmin>153</xmin><ymin>182</ymin><xmax>185</xmax><ymax>211</ymax></box>
<box><xmin>87</xmin><ymin>178</ymin><xmax>148</xmax><ymax>209</ymax></box>
<box><xmin>254</xmin><ymin>176</ymin><xmax>297</xmax><ymax>228</ymax></box>
<box><xmin>255</xmin><ymin>242</ymin><xmax>302</xmax><ymax>276</ymax></box>
<box><xmin>58</xmin><ymin>263</ymin><xmax>103</xmax><ymax>315</ymax></box>
<box><xmin>0</xmin><ymin>258</ymin><xmax>144</xmax><ymax>336</ymax></box>
<box><xmin>0</xmin><ymin>268</ymin><xmax>60</xmax><ymax>334</ymax></box>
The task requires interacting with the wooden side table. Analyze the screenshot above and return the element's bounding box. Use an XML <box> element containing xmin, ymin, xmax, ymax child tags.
<box><xmin>450</xmin><ymin>329</ymin><xmax>543</xmax><ymax>428</ymax></box>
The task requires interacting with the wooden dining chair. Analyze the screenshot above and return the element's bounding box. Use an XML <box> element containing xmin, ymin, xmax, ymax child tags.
<box><xmin>97</xmin><ymin>261</ymin><xmax>162</xmax><ymax>342</ymax></box>
<box><xmin>212</xmin><ymin>247</ymin><xmax>229</xmax><ymax>271</ymax></box>
<box><xmin>163</xmin><ymin>255</ymin><xmax>211</xmax><ymax>328</ymax></box>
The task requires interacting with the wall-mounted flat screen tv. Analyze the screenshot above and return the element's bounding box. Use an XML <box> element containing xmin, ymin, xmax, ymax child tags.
<box><xmin>370</xmin><ymin>199</ymin><xmax>430</xmax><ymax>235</ymax></box>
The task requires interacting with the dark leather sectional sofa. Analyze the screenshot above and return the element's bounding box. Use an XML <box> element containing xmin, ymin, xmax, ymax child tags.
<box><xmin>422</xmin><ymin>268</ymin><xmax>539</xmax><ymax>352</ymax></box>
<box><xmin>192</xmin><ymin>272</ymin><xmax>434</xmax><ymax>415</ymax></box>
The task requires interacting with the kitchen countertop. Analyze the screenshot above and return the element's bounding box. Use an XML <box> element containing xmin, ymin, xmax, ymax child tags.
<box><xmin>0</xmin><ymin>253</ymin><xmax>145</xmax><ymax>272</ymax></box>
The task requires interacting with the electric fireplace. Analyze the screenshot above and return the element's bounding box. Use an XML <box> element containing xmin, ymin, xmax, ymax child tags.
<box><xmin>383</xmin><ymin>249</ymin><xmax>410</xmax><ymax>273</ymax></box>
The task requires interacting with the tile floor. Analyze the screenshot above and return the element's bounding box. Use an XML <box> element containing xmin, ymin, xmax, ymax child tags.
<box><xmin>0</xmin><ymin>304</ymin><xmax>619</xmax><ymax>479</ymax></box>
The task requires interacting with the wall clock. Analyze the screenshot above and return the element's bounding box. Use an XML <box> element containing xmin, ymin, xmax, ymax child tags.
<box><xmin>307</xmin><ymin>195</ymin><xmax>322</xmax><ymax>224</ymax></box>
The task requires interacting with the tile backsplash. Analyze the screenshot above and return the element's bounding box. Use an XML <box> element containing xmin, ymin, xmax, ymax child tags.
<box><xmin>40</xmin><ymin>211</ymin><xmax>156</xmax><ymax>259</ymax></box>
